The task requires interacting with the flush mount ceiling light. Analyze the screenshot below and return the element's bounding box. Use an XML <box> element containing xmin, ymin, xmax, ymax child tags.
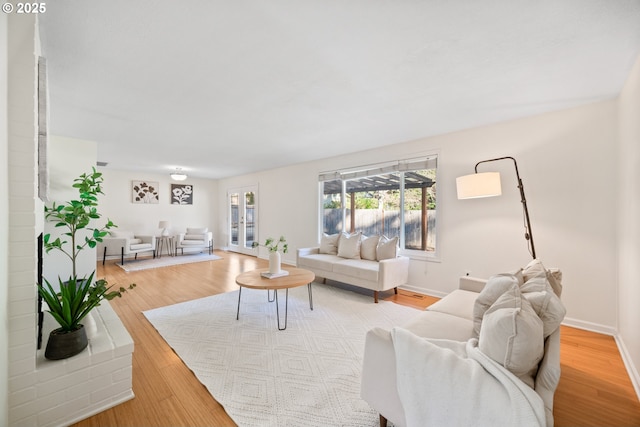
<box><xmin>170</xmin><ymin>168</ymin><xmax>187</xmax><ymax>181</ymax></box>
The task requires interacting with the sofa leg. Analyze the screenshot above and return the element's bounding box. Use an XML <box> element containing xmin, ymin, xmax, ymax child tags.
<box><xmin>379</xmin><ymin>414</ymin><xmax>388</xmax><ymax>427</ymax></box>
<box><xmin>394</xmin><ymin>287</ymin><xmax>398</xmax><ymax>295</ymax></box>
<box><xmin>374</xmin><ymin>291</ymin><xmax>379</xmax><ymax>303</ymax></box>
<box><xmin>103</xmin><ymin>247</ymin><xmax>107</xmax><ymax>265</ymax></box>
<box><xmin>121</xmin><ymin>247</ymin><xmax>124</xmax><ymax>265</ymax></box>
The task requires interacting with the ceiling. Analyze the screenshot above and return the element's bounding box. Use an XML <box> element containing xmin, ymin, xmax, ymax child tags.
<box><xmin>38</xmin><ymin>1</ymin><xmax>640</xmax><ymax>180</ymax></box>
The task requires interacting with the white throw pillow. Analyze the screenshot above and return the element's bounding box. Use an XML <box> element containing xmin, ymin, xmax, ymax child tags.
<box><xmin>319</xmin><ymin>233</ymin><xmax>340</xmax><ymax>255</ymax></box>
<box><xmin>360</xmin><ymin>235</ymin><xmax>380</xmax><ymax>261</ymax></box>
<box><xmin>186</xmin><ymin>227</ymin><xmax>208</xmax><ymax>235</ymax></box>
<box><xmin>110</xmin><ymin>230</ymin><xmax>134</xmax><ymax>239</ymax></box>
<box><xmin>376</xmin><ymin>236</ymin><xmax>398</xmax><ymax>261</ymax></box>
<box><xmin>337</xmin><ymin>232</ymin><xmax>361</xmax><ymax>259</ymax></box>
<box><xmin>184</xmin><ymin>234</ymin><xmax>204</xmax><ymax>241</ymax></box>
<box><xmin>472</xmin><ymin>274</ymin><xmax>520</xmax><ymax>337</ymax></box>
<box><xmin>523</xmin><ymin>259</ymin><xmax>562</xmax><ymax>297</ymax></box>
<box><xmin>479</xmin><ymin>284</ymin><xmax>544</xmax><ymax>381</ymax></box>
<box><xmin>520</xmin><ymin>277</ymin><xmax>566</xmax><ymax>337</ymax></box>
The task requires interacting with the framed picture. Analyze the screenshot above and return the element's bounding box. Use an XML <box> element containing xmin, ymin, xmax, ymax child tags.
<box><xmin>171</xmin><ymin>184</ymin><xmax>193</xmax><ymax>205</ymax></box>
<box><xmin>132</xmin><ymin>181</ymin><xmax>159</xmax><ymax>204</ymax></box>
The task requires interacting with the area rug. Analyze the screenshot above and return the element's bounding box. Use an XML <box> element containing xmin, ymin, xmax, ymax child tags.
<box><xmin>117</xmin><ymin>253</ymin><xmax>222</xmax><ymax>272</ymax></box>
<box><xmin>143</xmin><ymin>283</ymin><xmax>419</xmax><ymax>426</ymax></box>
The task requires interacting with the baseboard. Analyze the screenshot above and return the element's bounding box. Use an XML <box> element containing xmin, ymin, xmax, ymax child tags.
<box><xmin>561</xmin><ymin>317</ymin><xmax>617</xmax><ymax>336</ymax></box>
<box><xmin>399</xmin><ymin>284</ymin><xmax>448</xmax><ymax>299</ymax></box>
<box><xmin>614</xmin><ymin>335</ymin><xmax>640</xmax><ymax>401</ymax></box>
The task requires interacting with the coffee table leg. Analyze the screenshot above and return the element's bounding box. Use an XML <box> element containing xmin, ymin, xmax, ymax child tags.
<box><xmin>274</xmin><ymin>289</ymin><xmax>289</xmax><ymax>331</ymax></box>
<box><xmin>236</xmin><ymin>287</ymin><xmax>242</xmax><ymax>320</ymax></box>
<box><xmin>308</xmin><ymin>282</ymin><xmax>313</xmax><ymax>310</ymax></box>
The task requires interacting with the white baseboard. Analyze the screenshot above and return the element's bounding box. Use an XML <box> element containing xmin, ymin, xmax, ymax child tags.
<box><xmin>561</xmin><ymin>316</ymin><xmax>618</xmax><ymax>336</ymax></box>
<box><xmin>399</xmin><ymin>284</ymin><xmax>448</xmax><ymax>299</ymax></box>
<box><xmin>614</xmin><ymin>335</ymin><xmax>640</xmax><ymax>402</ymax></box>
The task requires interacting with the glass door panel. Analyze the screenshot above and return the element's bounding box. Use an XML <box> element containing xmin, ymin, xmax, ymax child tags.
<box><xmin>228</xmin><ymin>186</ymin><xmax>258</xmax><ymax>256</ymax></box>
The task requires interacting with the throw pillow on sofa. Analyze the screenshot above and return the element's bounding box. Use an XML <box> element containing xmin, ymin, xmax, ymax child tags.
<box><xmin>319</xmin><ymin>233</ymin><xmax>340</xmax><ymax>255</ymax></box>
<box><xmin>523</xmin><ymin>259</ymin><xmax>563</xmax><ymax>297</ymax></box>
<box><xmin>478</xmin><ymin>283</ymin><xmax>544</xmax><ymax>384</ymax></box>
<box><xmin>520</xmin><ymin>277</ymin><xmax>566</xmax><ymax>337</ymax></box>
<box><xmin>360</xmin><ymin>235</ymin><xmax>380</xmax><ymax>261</ymax></box>
<box><xmin>472</xmin><ymin>273</ymin><xmax>521</xmax><ymax>337</ymax></box>
<box><xmin>337</xmin><ymin>232</ymin><xmax>362</xmax><ymax>259</ymax></box>
<box><xmin>376</xmin><ymin>235</ymin><xmax>399</xmax><ymax>261</ymax></box>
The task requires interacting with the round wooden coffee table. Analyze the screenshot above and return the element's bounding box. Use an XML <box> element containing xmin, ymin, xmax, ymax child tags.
<box><xmin>235</xmin><ymin>267</ymin><xmax>315</xmax><ymax>330</ymax></box>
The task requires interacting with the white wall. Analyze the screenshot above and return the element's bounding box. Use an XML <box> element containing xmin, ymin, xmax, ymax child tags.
<box><xmin>42</xmin><ymin>135</ymin><xmax>98</xmax><ymax>282</ymax></box>
<box><xmin>217</xmin><ymin>99</ymin><xmax>619</xmax><ymax>332</ymax></box>
<box><xmin>0</xmin><ymin>11</ymin><xmax>9</xmax><ymax>426</ymax></box>
<box><xmin>618</xmin><ymin>54</ymin><xmax>640</xmax><ymax>396</ymax></box>
<box><xmin>98</xmin><ymin>169</ymin><xmax>218</xmax><ymax>243</ymax></box>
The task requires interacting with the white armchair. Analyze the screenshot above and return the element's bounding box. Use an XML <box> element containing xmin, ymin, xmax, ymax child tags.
<box><xmin>98</xmin><ymin>230</ymin><xmax>156</xmax><ymax>265</ymax></box>
<box><xmin>175</xmin><ymin>227</ymin><xmax>213</xmax><ymax>256</ymax></box>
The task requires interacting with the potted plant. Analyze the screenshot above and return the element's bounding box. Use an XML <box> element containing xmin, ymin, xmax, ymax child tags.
<box><xmin>253</xmin><ymin>236</ymin><xmax>288</xmax><ymax>274</ymax></box>
<box><xmin>37</xmin><ymin>168</ymin><xmax>135</xmax><ymax>360</ymax></box>
<box><xmin>38</xmin><ymin>272</ymin><xmax>135</xmax><ymax>359</ymax></box>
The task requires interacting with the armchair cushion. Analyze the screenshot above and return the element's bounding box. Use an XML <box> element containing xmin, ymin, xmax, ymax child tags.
<box><xmin>186</xmin><ymin>227</ymin><xmax>208</xmax><ymax>234</ymax></box>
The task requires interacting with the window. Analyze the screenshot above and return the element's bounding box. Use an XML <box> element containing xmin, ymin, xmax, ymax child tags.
<box><xmin>320</xmin><ymin>156</ymin><xmax>437</xmax><ymax>254</ymax></box>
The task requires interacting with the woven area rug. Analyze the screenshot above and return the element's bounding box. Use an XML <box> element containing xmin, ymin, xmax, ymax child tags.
<box><xmin>117</xmin><ymin>253</ymin><xmax>222</xmax><ymax>272</ymax></box>
<box><xmin>143</xmin><ymin>283</ymin><xmax>419</xmax><ymax>426</ymax></box>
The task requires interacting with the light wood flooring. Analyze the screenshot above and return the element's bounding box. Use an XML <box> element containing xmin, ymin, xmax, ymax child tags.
<box><xmin>72</xmin><ymin>251</ymin><xmax>640</xmax><ymax>427</ymax></box>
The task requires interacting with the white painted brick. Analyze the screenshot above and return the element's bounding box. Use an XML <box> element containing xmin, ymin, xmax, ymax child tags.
<box><xmin>9</xmin><ymin>313</ymin><xmax>35</xmax><ymax>330</ymax></box>
<box><xmin>38</xmin><ymin>367</ymin><xmax>89</xmax><ymax>397</ymax></box>
<box><xmin>9</xmin><ymin>329</ymin><xmax>34</xmax><ymax>347</ymax></box>
<box><xmin>9</xmin><ymin>371</ymin><xmax>36</xmax><ymax>391</ymax></box>
<box><xmin>89</xmin><ymin>372</ymin><xmax>112</xmax><ymax>391</ymax></box>
<box><xmin>91</xmin><ymin>381</ymin><xmax>130</xmax><ymax>405</ymax></box>
<box><xmin>35</xmin><ymin>386</ymin><xmax>66</xmax><ymax>411</ymax></box>
<box><xmin>8</xmin><ymin>197</ymin><xmax>36</xmax><ymax>213</ymax></box>
<box><xmin>9</xmin><ymin>400</ymin><xmax>39</xmax><ymax>426</ymax></box>
<box><xmin>90</xmin><ymin>355</ymin><xmax>131</xmax><ymax>378</ymax></box>
<box><xmin>112</xmin><ymin>365</ymin><xmax>132</xmax><ymax>384</ymax></box>
<box><xmin>9</xmin><ymin>414</ymin><xmax>38</xmax><ymax>427</ymax></box>
<box><xmin>10</xmin><ymin>357</ymin><xmax>35</xmax><ymax>376</ymax></box>
<box><xmin>9</xmin><ymin>386</ymin><xmax>36</xmax><ymax>407</ymax></box>
<box><xmin>9</xmin><ymin>282</ymin><xmax>36</xmax><ymax>300</ymax></box>
<box><xmin>8</xmin><ymin>299</ymin><xmax>35</xmax><ymax>317</ymax></box>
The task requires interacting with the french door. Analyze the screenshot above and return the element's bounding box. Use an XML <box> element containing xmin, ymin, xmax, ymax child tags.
<box><xmin>228</xmin><ymin>186</ymin><xmax>258</xmax><ymax>256</ymax></box>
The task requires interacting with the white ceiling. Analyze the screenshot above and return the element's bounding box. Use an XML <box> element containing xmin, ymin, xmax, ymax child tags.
<box><xmin>38</xmin><ymin>1</ymin><xmax>640</xmax><ymax>180</ymax></box>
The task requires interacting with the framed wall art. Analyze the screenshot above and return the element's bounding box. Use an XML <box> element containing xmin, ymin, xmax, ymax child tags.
<box><xmin>132</xmin><ymin>181</ymin><xmax>159</xmax><ymax>204</ymax></box>
<box><xmin>171</xmin><ymin>184</ymin><xmax>193</xmax><ymax>205</ymax></box>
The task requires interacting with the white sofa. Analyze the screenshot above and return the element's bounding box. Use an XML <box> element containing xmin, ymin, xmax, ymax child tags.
<box><xmin>361</xmin><ymin>260</ymin><xmax>565</xmax><ymax>427</ymax></box>
<box><xmin>297</xmin><ymin>233</ymin><xmax>410</xmax><ymax>303</ymax></box>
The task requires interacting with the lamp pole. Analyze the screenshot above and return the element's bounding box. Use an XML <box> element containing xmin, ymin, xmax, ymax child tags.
<box><xmin>474</xmin><ymin>156</ymin><xmax>537</xmax><ymax>260</ymax></box>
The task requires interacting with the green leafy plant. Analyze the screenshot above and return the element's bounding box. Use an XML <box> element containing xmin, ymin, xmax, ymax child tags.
<box><xmin>43</xmin><ymin>167</ymin><xmax>115</xmax><ymax>277</ymax></box>
<box><xmin>37</xmin><ymin>272</ymin><xmax>136</xmax><ymax>332</ymax></box>
<box><xmin>252</xmin><ymin>236</ymin><xmax>288</xmax><ymax>253</ymax></box>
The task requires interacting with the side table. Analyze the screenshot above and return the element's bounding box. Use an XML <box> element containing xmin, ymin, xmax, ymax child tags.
<box><xmin>156</xmin><ymin>235</ymin><xmax>175</xmax><ymax>258</ymax></box>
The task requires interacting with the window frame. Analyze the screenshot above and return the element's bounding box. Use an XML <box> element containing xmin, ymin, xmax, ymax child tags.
<box><xmin>318</xmin><ymin>155</ymin><xmax>438</xmax><ymax>260</ymax></box>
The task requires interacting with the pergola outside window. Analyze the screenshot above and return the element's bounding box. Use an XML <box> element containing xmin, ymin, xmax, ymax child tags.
<box><xmin>320</xmin><ymin>157</ymin><xmax>437</xmax><ymax>253</ymax></box>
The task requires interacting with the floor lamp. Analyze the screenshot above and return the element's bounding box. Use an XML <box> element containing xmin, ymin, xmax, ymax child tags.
<box><xmin>456</xmin><ymin>156</ymin><xmax>537</xmax><ymax>260</ymax></box>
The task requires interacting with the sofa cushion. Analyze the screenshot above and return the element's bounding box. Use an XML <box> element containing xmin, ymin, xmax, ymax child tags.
<box><xmin>186</xmin><ymin>227</ymin><xmax>208</xmax><ymax>234</ymax></box>
<box><xmin>129</xmin><ymin>238</ymin><xmax>142</xmax><ymax>245</ymax></box>
<box><xmin>360</xmin><ymin>235</ymin><xmax>380</xmax><ymax>261</ymax></box>
<box><xmin>319</xmin><ymin>233</ymin><xmax>340</xmax><ymax>255</ymax></box>
<box><xmin>426</xmin><ymin>289</ymin><xmax>478</xmax><ymax>321</ymax></box>
<box><xmin>402</xmin><ymin>310</ymin><xmax>475</xmax><ymax>342</ymax></box>
<box><xmin>337</xmin><ymin>232</ymin><xmax>362</xmax><ymax>259</ymax></box>
<box><xmin>479</xmin><ymin>284</ymin><xmax>544</xmax><ymax>383</ymax></box>
<box><xmin>377</xmin><ymin>236</ymin><xmax>398</xmax><ymax>261</ymax></box>
<box><xmin>332</xmin><ymin>259</ymin><xmax>379</xmax><ymax>282</ymax></box>
<box><xmin>298</xmin><ymin>253</ymin><xmax>343</xmax><ymax>272</ymax></box>
<box><xmin>130</xmin><ymin>243</ymin><xmax>153</xmax><ymax>251</ymax></box>
<box><xmin>110</xmin><ymin>230</ymin><xmax>135</xmax><ymax>239</ymax></box>
<box><xmin>473</xmin><ymin>274</ymin><xmax>520</xmax><ymax>337</ymax></box>
<box><xmin>180</xmin><ymin>240</ymin><xmax>208</xmax><ymax>246</ymax></box>
<box><xmin>520</xmin><ymin>277</ymin><xmax>566</xmax><ymax>337</ymax></box>
<box><xmin>184</xmin><ymin>234</ymin><xmax>205</xmax><ymax>241</ymax></box>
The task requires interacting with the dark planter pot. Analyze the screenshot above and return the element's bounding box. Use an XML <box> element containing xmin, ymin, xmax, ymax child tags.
<box><xmin>44</xmin><ymin>324</ymin><xmax>88</xmax><ymax>360</ymax></box>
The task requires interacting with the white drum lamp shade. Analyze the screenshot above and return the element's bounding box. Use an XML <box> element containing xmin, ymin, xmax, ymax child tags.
<box><xmin>456</xmin><ymin>172</ymin><xmax>502</xmax><ymax>199</ymax></box>
<box><xmin>159</xmin><ymin>221</ymin><xmax>170</xmax><ymax>236</ymax></box>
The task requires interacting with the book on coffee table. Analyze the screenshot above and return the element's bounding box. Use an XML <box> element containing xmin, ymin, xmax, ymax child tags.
<box><xmin>261</xmin><ymin>270</ymin><xmax>290</xmax><ymax>279</ymax></box>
